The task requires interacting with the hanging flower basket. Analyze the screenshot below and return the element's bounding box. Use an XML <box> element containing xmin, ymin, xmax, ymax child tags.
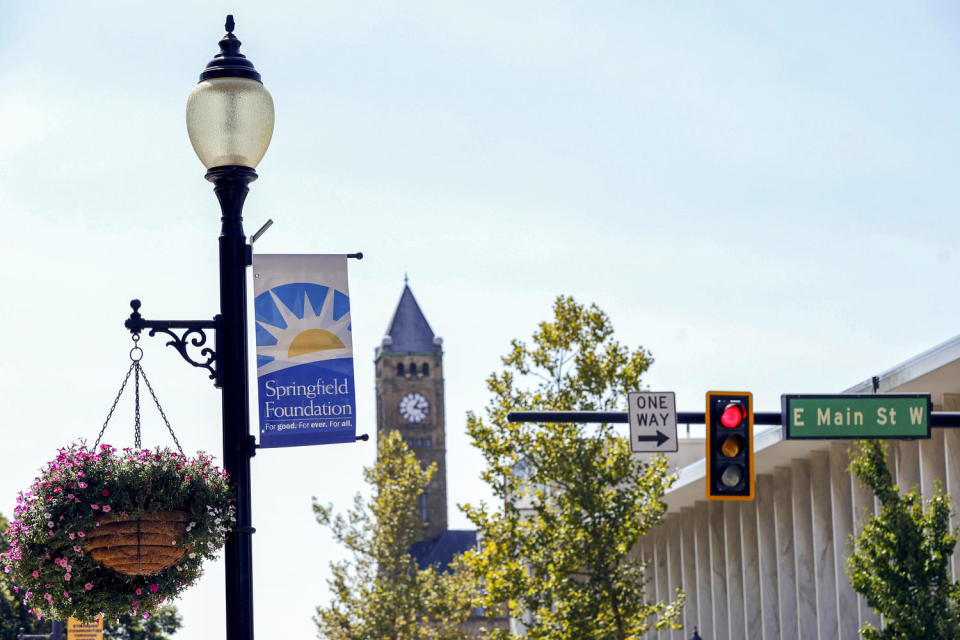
<box><xmin>84</xmin><ymin>510</ymin><xmax>191</xmax><ymax>576</ymax></box>
<box><xmin>3</xmin><ymin>444</ymin><xmax>234</xmax><ymax>622</ymax></box>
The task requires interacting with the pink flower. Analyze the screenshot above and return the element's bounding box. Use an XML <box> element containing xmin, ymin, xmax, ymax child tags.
<box><xmin>77</xmin><ymin>532</ymin><xmax>85</xmax><ymax>538</ymax></box>
<box><xmin>102</xmin><ymin>505</ymin><xmax>111</xmax><ymax>513</ymax></box>
<box><xmin>77</xmin><ymin>482</ymin><xmax>87</xmax><ymax>488</ymax></box>
<box><xmin>68</xmin><ymin>533</ymin><xmax>75</xmax><ymax>540</ymax></box>
<box><xmin>65</xmin><ymin>574</ymin><xmax>71</xmax><ymax>581</ymax></box>
<box><xmin>142</xmin><ymin>613</ymin><xmax>150</xmax><ymax>619</ymax></box>
<box><xmin>84</xmin><ymin>583</ymin><xmax>93</xmax><ymax>591</ymax></box>
<box><xmin>149</xmin><ymin>584</ymin><xmax>158</xmax><ymax>592</ymax></box>
<box><xmin>32</xmin><ymin>571</ymin><xmax>38</xmax><ymax>578</ymax></box>
<box><xmin>90</xmin><ymin>504</ymin><xmax>99</xmax><ymax>510</ymax></box>
<box><xmin>135</xmin><ymin>588</ymin><xmax>142</xmax><ymax>595</ymax></box>
<box><xmin>73</xmin><ymin>546</ymin><xmax>81</xmax><ymax>553</ymax></box>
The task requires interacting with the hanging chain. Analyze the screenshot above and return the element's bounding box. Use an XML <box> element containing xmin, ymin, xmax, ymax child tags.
<box><xmin>140</xmin><ymin>367</ymin><xmax>185</xmax><ymax>456</ymax></box>
<box><xmin>94</xmin><ymin>333</ymin><xmax>186</xmax><ymax>455</ymax></box>
<box><xmin>93</xmin><ymin>362</ymin><xmax>136</xmax><ymax>449</ymax></box>
<box><xmin>133</xmin><ymin>362</ymin><xmax>142</xmax><ymax>449</ymax></box>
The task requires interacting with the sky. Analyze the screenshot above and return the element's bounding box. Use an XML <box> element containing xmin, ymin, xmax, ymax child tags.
<box><xmin>2</xmin><ymin>1</ymin><xmax>960</xmax><ymax>639</ymax></box>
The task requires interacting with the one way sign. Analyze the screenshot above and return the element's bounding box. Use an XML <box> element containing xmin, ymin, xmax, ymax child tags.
<box><xmin>628</xmin><ymin>391</ymin><xmax>678</xmax><ymax>453</ymax></box>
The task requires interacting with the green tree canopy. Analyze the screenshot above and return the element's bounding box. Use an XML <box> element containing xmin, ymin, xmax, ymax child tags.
<box><xmin>103</xmin><ymin>606</ymin><xmax>181</xmax><ymax>640</ymax></box>
<box><xmin>461</xmin><ymin>295</ymin><xmax>683</xmax><ymax>640</ymax></box>
<box><xmin>313</xmin><ymin>430</ymin><xmax>476</xmax><ymax>640</ymax></box>
<box><xmin>847</xmin><ymin>439</ymin><xmax>960</xmax><ymax>639</ymax></box>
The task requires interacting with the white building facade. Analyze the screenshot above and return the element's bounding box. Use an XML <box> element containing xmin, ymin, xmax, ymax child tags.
<box><xmin>635</xmin><ymin>336</ymin><xmax>960</xmax><ymax>640</ymax></box>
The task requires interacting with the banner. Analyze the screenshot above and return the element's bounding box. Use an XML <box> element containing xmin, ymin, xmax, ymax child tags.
<box><xmin>253</xmin><ymin>254</ymin><xmax>356</xmax><ymax>447</ymax></box>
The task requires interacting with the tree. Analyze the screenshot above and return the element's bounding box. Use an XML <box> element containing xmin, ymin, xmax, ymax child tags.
<box><xmin>847</xmin><ymin>439</ymin><xmax>960</xmax><ymax>639</ymax></box>
<box><xmin>313</xmin><ymin>430</ymin><xmax>476</xmax><ymax>640</ymax></box>
<box><xmin>461</xmin><ymin>295</ymin><xmax>684</xmax><ymax>640</ymax></box>
<box><xmin>103</xmin><ymin>606</ymin><xmax>182</xmax><ymax>640</ymax></box>
<box><xmin>2</xmin><ymin>512</ymin><xmax>181</xmax><ymax>640</ymax></box>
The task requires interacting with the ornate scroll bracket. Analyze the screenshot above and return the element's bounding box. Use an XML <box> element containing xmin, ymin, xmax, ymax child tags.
<box><xmin>125</xmin><ymin>299</ymin><xmax>222</xmax><ymax>387</ymax></box>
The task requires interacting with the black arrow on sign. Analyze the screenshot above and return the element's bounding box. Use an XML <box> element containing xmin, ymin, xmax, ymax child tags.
<box><xmin>636</xmin><ymin>431</ymin><xmax>670</xmax><ymax>447</ymax></box>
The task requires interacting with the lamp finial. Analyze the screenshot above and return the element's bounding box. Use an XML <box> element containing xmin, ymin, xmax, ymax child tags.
<box><xmin>198</xmin><ymin>14</ymin><xmax>262</xmax><ymax>83</ymax></box>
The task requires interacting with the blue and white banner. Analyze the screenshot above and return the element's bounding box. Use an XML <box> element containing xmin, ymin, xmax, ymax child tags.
<box><xmin>252</xmin><ymin>254</ymin><xmax>356</xmax><ymax>448</ymax></box>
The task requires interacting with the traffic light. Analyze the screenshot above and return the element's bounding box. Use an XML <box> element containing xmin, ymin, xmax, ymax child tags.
<box><xmin>706</xmin><ymin>391</ymin><xmax>754</xmax><ymax>500</ymax></box>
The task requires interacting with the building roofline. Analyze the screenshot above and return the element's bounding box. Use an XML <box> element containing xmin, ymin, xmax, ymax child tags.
<box><xmin>843</xmin><ymin>334</ymin><xmax>960</xmax><ymax>394</ymax></box>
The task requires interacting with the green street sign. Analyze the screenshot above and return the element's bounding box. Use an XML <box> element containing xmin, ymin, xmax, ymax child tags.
<box><xmin>782</xmin><ymin>394</ymin><xmax>931</xmax><ymax>440</ymax></box>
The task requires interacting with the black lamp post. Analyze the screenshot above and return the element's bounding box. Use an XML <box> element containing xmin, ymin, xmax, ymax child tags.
<box><xmin>124</xmin><ymin>15</ymin><xmax>273</xmax><ymax>640</ymax></box>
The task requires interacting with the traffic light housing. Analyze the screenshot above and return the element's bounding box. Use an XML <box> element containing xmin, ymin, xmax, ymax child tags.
<box><xmin>706</xmin><ymin>391</ymin><xmax>754</xmax><ymax>500</ymax></box>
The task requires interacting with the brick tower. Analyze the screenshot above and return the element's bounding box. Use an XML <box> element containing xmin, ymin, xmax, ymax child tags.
<box><xmin>374</xmin><ymin>282</ymin><xmax>447</xmax><ymax>541</ymax></box>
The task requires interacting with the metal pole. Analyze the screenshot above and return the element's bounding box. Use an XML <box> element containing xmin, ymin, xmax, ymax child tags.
<box><xmin>17</xmin><ymin>621</ymin><xmax>64</xmax><ymax>640</ymax></box>
<box><xmin>208</xmin><ymin>164</ymin><xmax>258</xmax><ymax>640</ymax></box>
<box><xmin>507</xmin><ymin>410</ymin><xmax>960</xmax><ymax>428</ymax></box>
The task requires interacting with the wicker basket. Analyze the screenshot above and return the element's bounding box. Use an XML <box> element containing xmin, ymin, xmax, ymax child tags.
<box><xmin>84</xmin><ymin>511</ymin><xmax>190</xmax><ymax>576</ymax></box>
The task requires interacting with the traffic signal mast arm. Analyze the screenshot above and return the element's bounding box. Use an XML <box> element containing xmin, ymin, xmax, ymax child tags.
<box><xmin>506</xmin><ymin>410</ymin><xmax>960</xmax><ymax>427</ymax></box>
<box><xmin>507</xmin><ymin>411</ymin><xmax>778</xmax><ymax>425</ymax></box>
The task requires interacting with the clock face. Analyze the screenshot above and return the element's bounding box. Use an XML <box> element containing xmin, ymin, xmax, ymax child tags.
<box><xmin>399</xmin><ymin>392</ymin><xmax>430</xmax><ymax>423</ymax></box>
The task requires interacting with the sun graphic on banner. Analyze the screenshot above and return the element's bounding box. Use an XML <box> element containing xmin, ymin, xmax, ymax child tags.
<box><xmin>254</xmin><ymin>283</ymin><xmax>352</xmax><ymax>374</ymax></box>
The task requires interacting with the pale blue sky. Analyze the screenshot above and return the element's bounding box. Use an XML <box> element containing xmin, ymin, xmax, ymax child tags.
<box><xmin>2</xmin><ymin>2</ymin><xmax>960</xmax><ymax>639</ymax></box>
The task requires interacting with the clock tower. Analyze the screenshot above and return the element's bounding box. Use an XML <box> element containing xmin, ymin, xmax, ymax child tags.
<box><xmin>374</xmin><ymin>282</ymin><xmax>447</xmax><ymax>541</ymax></box>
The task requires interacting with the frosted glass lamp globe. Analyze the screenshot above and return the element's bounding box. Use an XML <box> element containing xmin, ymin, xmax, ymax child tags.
<box><xmin>186</xmin><ymin>77</ymin><xmax>274</xmax><ymax>169</ymax></box>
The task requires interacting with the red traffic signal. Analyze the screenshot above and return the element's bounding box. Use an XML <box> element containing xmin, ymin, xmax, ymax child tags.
<box><xmin>706</xmin><ymin>391</ymin><xmax>754</xmax><ymax>501</ymax></box>
<box><xmin>720</xmin><ymin>403</ymin><xmax>746</xmax><ymax>428</ymax></box>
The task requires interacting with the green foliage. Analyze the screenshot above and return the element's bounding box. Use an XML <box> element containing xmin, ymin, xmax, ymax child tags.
<box><xmin>313</xmin><ymin>431</ymin><xmax>476</xmax><ymax>640</ymax></box>
<box><xmin>104</xmin><ymin>605</ymin><xmax>181</xmax><ymax>640</ymax></box>
<box><xmin>3</xmin><ymin>444</ymin><xmax>233</xmax><ymax>622</ymax></box>
<box><xmin>1</xmin><ymin>513</ymin><xmax>41</xmax><ymax>640</ymax></box>
<box><xmin>847</xmin><ymin>439</ymin><xmax>960</xmax><ymax>639</ymax></box>
<box><xmin>461</xmin><ymin>295</ymin><xmax>683</xmax><ymax>640</ymax></box>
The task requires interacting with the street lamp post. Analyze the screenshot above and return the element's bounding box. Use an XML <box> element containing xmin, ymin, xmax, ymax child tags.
<box><xmin>125</xmin><ymin>15</ymin><xmax>273</xmax><ymax>640</ymax></box>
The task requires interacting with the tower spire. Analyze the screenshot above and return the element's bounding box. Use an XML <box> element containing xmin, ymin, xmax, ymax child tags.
<box><xmin>384</xmin><ymin>282</ymin><xmax>437</xmax><ymax>352</ymax></box>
